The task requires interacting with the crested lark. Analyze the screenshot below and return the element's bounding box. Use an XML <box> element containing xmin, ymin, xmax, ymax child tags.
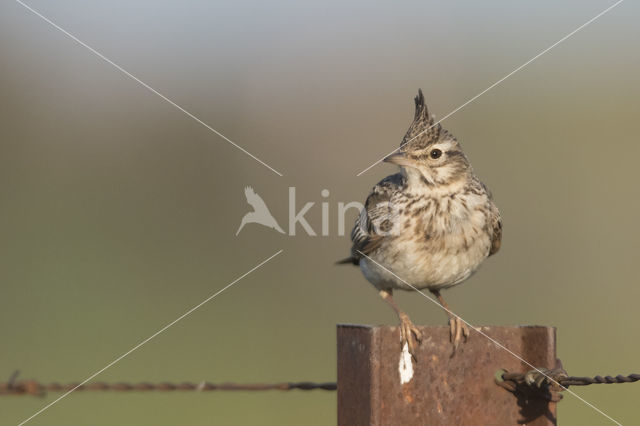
<box><xmin>339</xmin><ymin>89</ymin><xmax>501</xmax><ymax>358</ymax></box>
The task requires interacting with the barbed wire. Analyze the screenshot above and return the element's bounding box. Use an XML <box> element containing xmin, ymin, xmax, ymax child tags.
<box><xmin>4</xmin><ymin>368</ymin><xmax>637</xmax><ymax>398</ymax></box>
<box><xmin>0</xmin><ymin>371</ymin><xmax>336</xmax><ymax>396</ymax></box>
<box><xmin>496</xmin><ymin>367</ymin><xmax>640</xmax><ymax>402</ymax></box>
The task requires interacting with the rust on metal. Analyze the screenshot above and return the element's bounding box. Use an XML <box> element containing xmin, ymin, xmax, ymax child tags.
<box><xmin>337</xmin><ymin>324</ymin><xmax>557</xmax><ymax>426</ymax></box>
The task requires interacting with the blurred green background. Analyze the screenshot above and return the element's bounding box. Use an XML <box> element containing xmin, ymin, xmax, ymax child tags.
<box><xmin>1</xmin><ymin>0</ymin><xmax>639</xmax><ymax>424</ymax></box>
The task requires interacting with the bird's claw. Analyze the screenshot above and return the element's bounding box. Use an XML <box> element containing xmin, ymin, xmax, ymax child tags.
<box><xmin>448</xmin><ymin>315</ymin><xmax>469</xmax><ymax>351</ymax></box>
<box><xmin>399</xmin><ymin>313</ymin><xmax>422</xmax><ymax>361</ymax></box>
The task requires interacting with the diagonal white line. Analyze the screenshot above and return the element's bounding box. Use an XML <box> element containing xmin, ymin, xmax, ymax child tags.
<box><xmin>356</xmin><ymin>0</ymin><xmax>625</xmax><ymax>177</ymax></box>
<box><xmin>17</xmin><ymin>249</ymin><xmax>284</xmax><ymax>426</ymax></box>
<box><xmin>357</xmin><ymin>250</ymin><xmax>622</xmax><ymax>425</ymax></box>
<box><xmin>15</xmin><ymin>0</ymin><xmax>284</xmax><ymax>177</ymax></box>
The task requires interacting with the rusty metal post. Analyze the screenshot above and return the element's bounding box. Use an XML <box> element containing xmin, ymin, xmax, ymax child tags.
<box><xmin>337</xmin><ymin>324</ymin><xmax>557</xmax><ymax>426</ymax></box>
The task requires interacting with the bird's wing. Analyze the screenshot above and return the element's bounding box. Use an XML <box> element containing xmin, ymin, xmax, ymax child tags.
<box><xmin>244</xmin><ymin>186</ymin><xmax>270</xmax><ymax>212</ymax></box>
<box><xmin>476</xmin><ymin>179</ymin><xmax>502</xmax><ymax>257</ymax></box>
<box><xmin>342</xmin><ymin>173</ymin><xmax>405</xmax><ymax>264</ymax></box>
<box><xmin>489</xmin><ymin>205</ymin><xmax>502</xmax><ymax>256</ymax></box>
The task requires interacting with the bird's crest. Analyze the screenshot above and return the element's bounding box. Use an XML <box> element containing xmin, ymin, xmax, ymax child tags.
<box><xmin>401</xmin><ymin>89</ymin><xmax>450</xmax><ymax>150</ymax></box>
<box><xmin>413</xmin><ymin>88</ymin><xmax>434</xmax><ymax>124</ymax></box>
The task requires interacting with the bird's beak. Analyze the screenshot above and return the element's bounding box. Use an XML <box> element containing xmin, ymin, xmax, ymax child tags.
<box><xmin>383</xmin><ymin>151</ymin><xmax>413</xmax><ymax>167</ymax></box>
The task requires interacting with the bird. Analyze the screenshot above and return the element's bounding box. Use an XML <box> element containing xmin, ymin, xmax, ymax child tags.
<box><xmin>338</xmin><ymin>89</ymin><xmax>501</xmax><ymax>359</ymax></box>
<box><xmin>236</xmin><ymin>186</ymin><xmax>285</xmax><ymax>235</ymax></box>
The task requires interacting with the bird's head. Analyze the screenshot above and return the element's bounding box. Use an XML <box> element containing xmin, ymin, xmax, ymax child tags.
<box><xmin>384</xmin><ymin>89</ymin><xmax>472</xmax><ymax>187</ymax></box>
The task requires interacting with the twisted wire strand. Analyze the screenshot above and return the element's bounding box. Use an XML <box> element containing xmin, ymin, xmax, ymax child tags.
<box><xmin>497</xmin><ymin>368</ymin><xmax>640</xmax><ymax>402</ymax></box>
<box><xmin>0</xmin><ymin>372</ymin><xmax>336</xmax><ymax>396</ymax></box>
<box><xmin>500</xmin><ymin>371</ymin><xmax>640</xmax><ymax>387</ymax></box>
<box><xmin>3</xmin><ymin>370</ymin><xmax>638</xmax><ymax>397</ymax></box>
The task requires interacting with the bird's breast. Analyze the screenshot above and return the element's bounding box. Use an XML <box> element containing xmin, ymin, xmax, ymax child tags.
<box><xmin>379</xmin><ymin>192</ymin><xmax>493</xmax><ymax>289</ymax></box>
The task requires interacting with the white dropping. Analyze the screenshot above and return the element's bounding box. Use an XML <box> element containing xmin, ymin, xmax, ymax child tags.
<box><xmin>399</xmin><ymin>342</ymin><xmax>414</xmax><ymax>384</ymax></box>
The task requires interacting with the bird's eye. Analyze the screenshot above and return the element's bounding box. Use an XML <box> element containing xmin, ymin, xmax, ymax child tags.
<box><xmin>430</xmin><ymin>149</ymin><xmax>442</xmax><ymax>159</ymax></box>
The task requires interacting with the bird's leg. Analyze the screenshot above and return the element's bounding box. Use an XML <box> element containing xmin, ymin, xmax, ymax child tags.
<box><xmin>430</xmin><ymin>289</ymin><xmax>469</xmax><ymax>350</ymax></box>
<box><xmin>379</xmin><ymin>289</ymin><xmax>422</xmax><ymax>360</ymax></box>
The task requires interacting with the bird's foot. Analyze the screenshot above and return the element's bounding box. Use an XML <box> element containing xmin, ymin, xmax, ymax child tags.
<box><xmin>399</xmin><ymin>312</ymin><xmax>422</xmax><ymax>361</ymax></box>
<box><xmin>448</xmin><ymin>315</ymin><xmax>469</xmax><ymax>351</ymax></box>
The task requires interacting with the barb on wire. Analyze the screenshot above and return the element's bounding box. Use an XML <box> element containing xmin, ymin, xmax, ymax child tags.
<box><xmin>496</xmin><ymin>365</ymin><xmax>640</xmax><ymax>402</ymax></box>
<box><xmin>0</xmin><ymin>371</ymin><xmax>336</xmax><ymax>396</ymax></box>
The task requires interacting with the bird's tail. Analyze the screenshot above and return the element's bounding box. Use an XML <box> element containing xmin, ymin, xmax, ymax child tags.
<box><xmin>335</xmin><ymin>256</ymin><xmax>358</xmax><ymax>265</ymax></box>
